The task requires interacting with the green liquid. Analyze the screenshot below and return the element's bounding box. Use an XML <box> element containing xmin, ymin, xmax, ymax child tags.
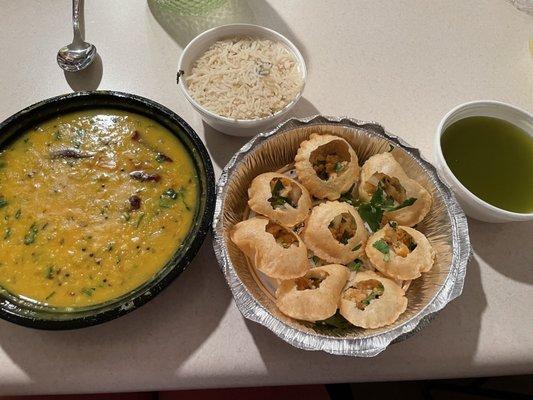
<box><xmin>441</xmin><ymin>116</ymin><xmax>533</xmax><ymax>213</ymax></box>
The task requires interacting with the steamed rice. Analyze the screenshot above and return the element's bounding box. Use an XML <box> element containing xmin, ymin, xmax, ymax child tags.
<box><xmin>185</xmin><ymin>36</ymin><xmax>304</xmax><ymax>120</ymax></box>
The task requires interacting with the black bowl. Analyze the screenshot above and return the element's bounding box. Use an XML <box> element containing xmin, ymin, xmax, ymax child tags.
<box><xmin>0</xmin><ymin>91</ymin><xmax>215</xmax><ymax>329</ymax></box>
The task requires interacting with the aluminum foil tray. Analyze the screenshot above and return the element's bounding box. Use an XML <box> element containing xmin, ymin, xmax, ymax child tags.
<box><xmin>213</xmin><ymin>115</ymin><xmax>470</xmax><ymax>357</ymax></box>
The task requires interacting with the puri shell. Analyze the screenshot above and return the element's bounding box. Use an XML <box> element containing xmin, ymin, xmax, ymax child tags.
<box><xmin>339</xmin><ymin>271</ymin><xmax>408</xmax><ymax>329</ymax></box>
<box><xmin>303</xmin><ymin>201</ymin><xmax>367</xmax><ymax>264</ymax></box>
<box><xmin>366</xmin><ymin>224</ymin><xmax>435</xmax><ymax>281</ymax></box>
<box><xmin>359</xmin><ymin>152</ymin><xmax>432</xmax><ymax>227</ymax></box>
<box><xmin>295</xmin><ymin>133</ymin><xmax>360</xmax><ymax>200</ymax></box>
<box><xmin>230</xmin><ymin>217</ymin><xmax>309</xmax><ymax>280</ymax></box>
<box><xmin>248</xmin><ymin>172</ymin><xmax>312</xmax><ymax>227</ymax></box>
<box><xmin>276</xmin><ymin>264</ymin><xmax>349</xmax><ymax>322</ymax></box>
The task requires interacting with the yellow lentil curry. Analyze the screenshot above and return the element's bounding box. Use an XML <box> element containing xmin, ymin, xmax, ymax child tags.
<box><xmin>0</xmin><ymin>110</ymin><xmax>198</xmax><ymax>307</ymax></box>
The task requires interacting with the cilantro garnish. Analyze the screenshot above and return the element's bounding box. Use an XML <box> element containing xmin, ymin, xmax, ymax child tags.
<box><xmin>159</xmin><ymin>187</ymin><xmax>190</xmax><ymax>210</ymax></box>
<box><xmin>389</xmin><ymin>197</ymin><xmax>416</xmax><ymax>211</ymax></box>
<box><xmin>316</xmin><ymin>312</ymin><xmax>352</xmax><ymax>329</ymax></box>
<box><xmin>357</xmin><ymin>181</ymin><xmax>416</xmax><ymax>232</ymax></box>
<box><xmin>339</xmin><ymin>184</ymin><xmax>360</xmax><ymax>207</ymax></box>
<box><xmin>372</xmin><ymin>239</ymin><xmax>390</xmax><ymax>261</ymax></box>
<box><xmin>347</xmin><ymin>259</ymin><xmax>363</xmax><ymax>272</ymax></box>
<box><xmin>361</xmin><ymin>283</ymin><xmax>384</xmax><ymax>306</ymax></box>
<box><xmin>268</xmin><ymin>179</ymin><xmax>292</xmax><ymax>209</ymax></box>
<box><xmin>339</xmin><ymin>231</ymin><xmax>351</xmax><ymax>244</ymax></box>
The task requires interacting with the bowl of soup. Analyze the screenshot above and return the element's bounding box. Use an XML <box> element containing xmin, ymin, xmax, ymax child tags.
<box><xmin>0</xmin><ymin>91</ymin><xmax>215</xmax><ymax>329</ymax></box>
<box><xmin>435</xmin><ymin>100</ymin><xmax>533</xmax><ymax>223</ymax></box>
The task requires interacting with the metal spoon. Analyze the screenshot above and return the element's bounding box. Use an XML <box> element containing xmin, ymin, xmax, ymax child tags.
<box><xmin>57</xmin><ymin>0</ymin><xmax>97</xmax><ymax>72</ymax></box>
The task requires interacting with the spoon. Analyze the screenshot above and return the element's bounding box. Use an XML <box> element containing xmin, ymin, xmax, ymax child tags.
<box><xmin>57</xmin><ymin>0</ymin><xmax>97</xmax><ymax>72</ymax></box>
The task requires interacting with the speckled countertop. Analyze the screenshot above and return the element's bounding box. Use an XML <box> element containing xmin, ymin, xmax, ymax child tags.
<box><xmin>0</xmin><ymin>0</ymin><xmax>532</xmax><ymax>395</ymax></box>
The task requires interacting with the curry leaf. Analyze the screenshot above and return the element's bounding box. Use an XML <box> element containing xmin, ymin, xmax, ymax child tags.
<box><xmin>3</xmin><ymin>227</ymin><xmax>11</xmax><ymax>240</ymax></box>
<box><xmin>135</xmin><ymin>213</ymin><xmax>145</xmax><ymax>228</ymax></box>
<box><xmin>45</xmin><ymin>266</ymin><xmax>55</xmax><ymax>280</ymax></box>
<box><xmin>81</xmin><ymin>287</ymin><xmax>95</xmax><ymax>297</ymax></box>
<box><xmin>23</xmin><ymin>223</ymin><xmax>38</xmax><ymax>245</ymax></box>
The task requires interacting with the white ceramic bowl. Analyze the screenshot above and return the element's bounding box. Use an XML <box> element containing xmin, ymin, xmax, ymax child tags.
<box><xmin>177</xmin><ymin>24</ymin><xmax>307</xmax><ymax>137</ymax></box>
<box><xmin>435</xmin><ymin>100</ymin><xmax>533</xmax><ymax>223</ymax></box>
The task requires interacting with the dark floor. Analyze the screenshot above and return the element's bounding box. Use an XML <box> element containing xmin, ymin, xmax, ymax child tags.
<box><xmin>1</xmin><ymin>375</ymin><xmax>532</xmax><ymax>400</ymax></box>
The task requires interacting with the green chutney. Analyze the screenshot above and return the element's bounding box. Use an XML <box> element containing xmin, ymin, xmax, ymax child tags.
<box><xmin>441</xmin><ymin>116</ymin><xmax>533</xmax><ymax>213</ymax></box>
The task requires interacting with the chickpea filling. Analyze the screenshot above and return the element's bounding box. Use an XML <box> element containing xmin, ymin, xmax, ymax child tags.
<box><xmin>268</xmin><ymin>177</ymin><xmax>302</xmax><ymax>209</ymax></box>
<box><xmin>343</xmin><ymin>279</ymin><xmax>385</xmax><ymax>310</ymax></box>
<box><xmin>383</xmin><ymin>223</ymin><xmax>417</xmax><ymax>257</ymax></box>
<box><xmin>265</xmin><ymin>221</ymin><xmax>299</xmax><ymax>248</ymax></box>
<box><xmin>309</xmin><ymin>140</ymin><xmax>351</xmax><ymax>181</ymax></box>
<box><xmin>328</xmin><ymin>212</ymin><xmax>356</xmax><ymax>244</ymax></box>
<box><xmin>365</xmin><ymin>173</ymin><xmax>407</xmax><ymax>205</ymax></box>
<box><xmin>295</xmin><ymin>271</ymin><xmax>329</xmax><ymax>291</ymax></box>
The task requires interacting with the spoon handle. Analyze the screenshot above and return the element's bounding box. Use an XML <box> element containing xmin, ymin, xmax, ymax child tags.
<box><xmin>72</xmin><ymin>0</ymin><xmax>83</xmax><ymax>44</ymax></box>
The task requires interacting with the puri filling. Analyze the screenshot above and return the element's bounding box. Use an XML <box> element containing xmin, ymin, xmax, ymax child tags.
<box><xmin>295</xmin><ymin>270</ymin><xmax>329</xmax><ymax>291</ymax></box>
<box><xmin>365</xmin><ymin>173</ymin><xmax>407</xmax><ymax>204</ymax></box>
<box><xmin>309</xmin><ymin>140</ymin><xmax>350</xmax><ymax>181</ymax></box>
<box><xmin>343</xmin><ymin>279</ymin><xmax>385</xmax><ymax>310</ymax></box>
<box><xmin>328</xmin><ymin>212</ymin><xmax>356</xmax><ymax>244</ymax></box>
<box><xmin>268</xmin><ymin>177</ymin><xmax>302</xmax><ymax>209</ymax></box>
<box><xmin>265</xmin><ymin>221</ymin><xmax>299</xmax><ymax>248</ymax></box>
<box><xmin>383</xmin><ymin>223</ymin><xmax>417</xmax><ymax>257</ymax></box>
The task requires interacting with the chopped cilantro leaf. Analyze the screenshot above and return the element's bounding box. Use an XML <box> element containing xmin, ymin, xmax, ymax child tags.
<box><xmin>347</xmin><ymin>259</ymin><xmax>363</xmax><ymax>272</ymax></box>
<box><xmin>339</xmin><ymin>231</ymin><xmax>351</xmax><ymax>244</ymax></box>
<box><xmin>362</xmin><ymin>283</ymin><xmax>385</xmax><ymax>306</ymax></box>
<box><xmin>372</xmin><ymin>239</ymin><xmax>390</xmax><ymax>261</ymax></box>
<box><xmin>388</xmin><ymin>197</ymin><xmax>416</xmax><ymax>211</ymax></box>
<box><xmin>268</xmin><ymin>179</ymin><xmax>291</xmax><ymax>209</ymax></box>
<box><xmin>358</xmin><ymin>202</ymin><xmax>382</xmax><ymax>232</ymax></box>
<box><xmin>315</xmin><ymin>313</ymin><xmax>352</xmax><ymax>329</ymax></box>
<box><xmin>334</xmin><ymin>162</ymin><xmax>344</xmax><ymax>172</ymax></box>
<box><xmin>271</xmin><ymin>179</ymin><xmax>284</xmax><ymax>196</ymax></box>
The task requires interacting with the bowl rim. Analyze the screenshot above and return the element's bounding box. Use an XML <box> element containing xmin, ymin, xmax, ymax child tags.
<box><xmin>0</xmin><ymin>90</ymin><xmax>216</xmax><ymax>329</ymax></box>
<box><xmin>213</xmin><ymin>114</ymin><xmax>471</xmax><ymax>357</ymax></box>
<box><xmin>177</xmin><ymin>23</ymin><xmax>307</xmax><ymax>125</ymax></box>
<box><xmin>435</xmin><ymin>100</ymin><xmax>533</xmax><ymax>219</ymax></box>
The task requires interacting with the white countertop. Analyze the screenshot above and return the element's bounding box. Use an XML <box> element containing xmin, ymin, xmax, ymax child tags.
<box><xmin>0</xmin><ymin>0</ymin><xmax>532</xmax><ymax>395</ymax></box>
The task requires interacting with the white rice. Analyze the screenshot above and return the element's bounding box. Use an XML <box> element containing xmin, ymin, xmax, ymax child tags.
<box><xmin>185</xmin><ymin>36</ymin><xmax>304</xmax><ymax>120</ymax></box>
